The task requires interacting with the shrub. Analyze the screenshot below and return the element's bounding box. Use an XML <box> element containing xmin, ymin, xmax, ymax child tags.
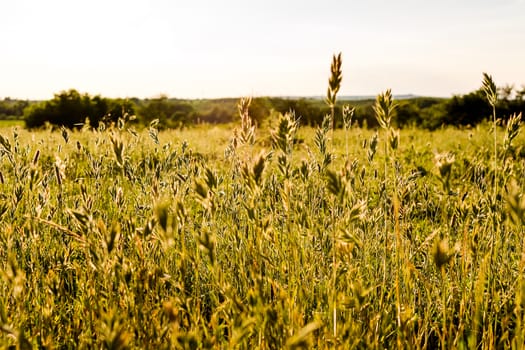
<box><xmin>24</xmin><ymin>89</ymin><xmax>135</xmax><ymax>129</ymax></box>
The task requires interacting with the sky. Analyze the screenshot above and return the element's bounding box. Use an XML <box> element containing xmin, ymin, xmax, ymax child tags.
<box><xmin>1</xmin><ymin>0</ymin><xmax>525</xmax><ymax>100</ymax></box>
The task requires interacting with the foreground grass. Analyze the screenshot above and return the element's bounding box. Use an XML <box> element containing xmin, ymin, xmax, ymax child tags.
<box><xmin>0</xmin><ymin>120</ymin><xmax>524</xmax><ymax>349</ymax></box>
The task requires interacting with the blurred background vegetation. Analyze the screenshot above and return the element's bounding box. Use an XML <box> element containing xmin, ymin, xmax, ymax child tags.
<box><xmin>1</xmin><ymin>84</ymin><xmax>524</xmax><ymax>130</ymax></box>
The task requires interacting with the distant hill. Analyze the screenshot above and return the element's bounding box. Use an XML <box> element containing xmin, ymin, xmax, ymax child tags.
<box><xmin>280</xmin><ymin>94</ymin><xmax>419</xmax><ymax>101</ymax></box>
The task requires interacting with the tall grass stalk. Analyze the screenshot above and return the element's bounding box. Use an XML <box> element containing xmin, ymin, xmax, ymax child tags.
<box><xmin>482</xmin><ymin>73</ymin><xmax>498</xmax><ymax>201</ymax></box>
<box><xmin>342</xmin><ymin>104</ymin><xmax>355</xmax><ymax>160</ymax></box>
<box><xmin>482</xmin><ymin>74</ymin><xmax>500</xmax><ymax>338</ymax></box>
<box><xmin>373</xmin><ymin>90</ymin><xmax>397</xmax><ymax>317</ymax></box>
<box><xmin>325</xmin><ymin>53</ymin><xmax>342</xmax><ymax>147</ymax></box>
<box><xmin>324</xmin><ymin>53</ymin><xmax>343</xmax><ymax>339</ymax></box>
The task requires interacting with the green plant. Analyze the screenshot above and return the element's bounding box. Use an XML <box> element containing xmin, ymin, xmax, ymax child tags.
<box><xmin>325</xmin><ymin>52</ymin><xmax>342</xmax><ymax>134</ymax></box>
<box><xmin>2</xmin><ymin>59</ymin><xmax>525</xmax><ymax>349</ymax></box>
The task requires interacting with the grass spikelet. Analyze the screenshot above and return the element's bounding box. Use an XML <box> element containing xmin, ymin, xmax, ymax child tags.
<box><xmin>505</xmin><ymin>178</ymin><xmax>525</xmax><ymax>226</ymax></box>
<box><xmin>54</xmin><ymin>155</ymin><xmax>65</xmax><ymax>186</ymax></box>
<box><xmin>238</xmin><ymin>97</ymin><xmax>256</xmax><ymax>145</ymax></box>
<box><xmin>482</xmin><ymin>72</ymin><xmax>498</xmax><ymax>107</ymax></box>
<box><xmin>0</xmin><ymin>134</ymin><xmax>12</xmax><ymax>153</ymax></box>
<box><xmin>325</xmin><ymin>52</ymin><xmax>342</xmax><ymax>132</ymax></box>
<box><xmin>61</xmin><ymin>126</ymin><xmax>69</xmax><ymax>144</ymax></box>
<box><xmin>271</xmin><ymin>111</ymin><xmax>298</xmax><ymax>155</ymax></box>
<box><xmin>374</xmin><ymin>89</ymin><xmax>396</xmax><ymax>130</ymax></box>
<box><xmin>503</xmin><ymin>112</ymin><xmax>522</xmax><ymax>155</ymax></box>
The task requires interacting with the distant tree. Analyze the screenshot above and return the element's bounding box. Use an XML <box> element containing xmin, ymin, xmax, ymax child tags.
<box><xmin>517</xmin><ymin>85</ymin><xmax>525</xmax><ymax>102</ymax></box>
<box><xmin>394</xmin><ymin>98</ymin><xmax>446</xmax><ymax>129</ymax></box>
<box><xmin>105</xmin><ymin>98</ymin><xmax>136</xmax><ymax>124</ymax></box>
<box><xmin>195</xmin><ymin>106</ymin><xmax>233</xmax><ymax>124</ymax></box>
<box><xmin>416</xmin><ymin>102</ymin><xmax>442</xmax><ymax>129</ymax></box>
<box><xmin>24</xmin><ymin>89</ymin><xmax>133</xmax><ymax>129</ymax></box>
<box><xmin>138</xmin><ymin>96</ymin><xmax>194</xmax><ymax>129</ymax></box>
<box><xmin>442</xmin><ymin>90</ymin><xmax>491</xmax><ymax>126</ymax></box>
<box><xmin>395</xmin><ymin>100</ymin><xmax>421</xmax><ymax>127</ymax></box>
<box><xmin>286</xmin><ymin>99</ymin><xmax>325</xmax><ymax>127</ymax></box>
<box><xmin>246</xmin><ymin>98</ymin><xmax>272</xmax><ymax>127</ymax></box>
<box><xmin>499</xmin><ymin>84</ymin><xmax>515</xmax><ymax>101</ymax></box>
<box><xmin>0</xmin><ymin>98</ymin><xmax>29</xmax><ymax>119</ymax></box>
<box><xmin>354</xmin><ymin>104</ymin><xmax>377</xmax><ymax>128</ymax></box>
<box><xmin>266</xmin><ymin>98</ymin><xmax>327</xmax><ymax>127</ymax></box>
<box><xmin>440</xmin><ymin>85</ymin><xmax>525</xmax><ymax>127</ymax></box>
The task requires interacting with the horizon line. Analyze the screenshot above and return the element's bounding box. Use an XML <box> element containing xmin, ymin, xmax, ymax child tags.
<box><xmin>1</xmin><ymin>92</ymin><xmax>453</xmax><ymax>102</ymax></box>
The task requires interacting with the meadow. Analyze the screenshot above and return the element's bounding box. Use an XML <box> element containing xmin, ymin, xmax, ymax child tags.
<box><xmin>0</xmin><ymin>99</ymin><xmax>524</xmax><ymax>349</ymax></box>
<box><xmin>1</xmin><ymin>55</ymin><xmax>525</xmax><ymax>349</ymax></box>
<box><xmin>0</xmin><ymin>120</ymin><xmax>24</xmax><ymax>128</ymax></box>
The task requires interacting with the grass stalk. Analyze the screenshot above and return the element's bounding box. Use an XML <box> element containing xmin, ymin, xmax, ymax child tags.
<box><xmin>325</xmin><ymin>53</ymin><xmax>342</xmax><ymax>148</ymax></box>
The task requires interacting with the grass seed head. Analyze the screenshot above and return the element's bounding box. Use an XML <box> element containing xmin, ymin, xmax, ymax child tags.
<box><xmin>434</xmin><ymin>152</ymin><xmax>455</xmax><ymax>179</ymax></box>
<box><xmin>374</xmin><ymin>89</ymin><xmax>396</xmax><ymax>130</ymax></box>
<box><xmin>482</xmin><ymin>72</ymin><xmax>498</xmax><ymax>107</ymax></box>
<box><xmin>432</xmin><ymin>238</ymin><xmax>455</xmax><ymax>270</ymax></box>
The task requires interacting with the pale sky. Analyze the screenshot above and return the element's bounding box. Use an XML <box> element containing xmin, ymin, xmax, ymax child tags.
<box><xmin>1</xmin><ymin>0</ymin><xmax>524</xmax><ymax>100</ymax></box>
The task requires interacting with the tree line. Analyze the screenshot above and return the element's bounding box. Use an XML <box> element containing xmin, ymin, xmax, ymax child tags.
<box><xmin>2</xmin><ymin>84</ymin><xmax>524</xmax><ymax>129</ymax></box>
<box><xmin>0</xmin><ymin>98</ymin><xmax>29</xmax><ymax>120</ymax></box>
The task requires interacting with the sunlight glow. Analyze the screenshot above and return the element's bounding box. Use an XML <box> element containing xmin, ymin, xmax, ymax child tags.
<box><xmin>1</xmin><ymin>0</ymin><xmax>524</xmax><ymax>99</ymax></box>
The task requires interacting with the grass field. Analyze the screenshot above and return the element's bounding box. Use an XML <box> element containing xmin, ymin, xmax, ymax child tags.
<box><xmin>0</xmin><ymin>110</ymin><xmax>524</xmax><ymax>349</ymax></box>
<box><xmin>0</xmin><ymin>120</ymin><xmax>24</xmax><ymax>128</ymax></box>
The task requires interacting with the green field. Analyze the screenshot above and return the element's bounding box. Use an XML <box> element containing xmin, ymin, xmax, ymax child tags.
<box><xmin>0</xmin><ymin>119</ymin><xmax>24</xmax><ymax>128</ymax></box>
<box><xmin>0</xmin><ymin>110</ymin><xmax>524</xmax><ymax>349</ymax></box>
